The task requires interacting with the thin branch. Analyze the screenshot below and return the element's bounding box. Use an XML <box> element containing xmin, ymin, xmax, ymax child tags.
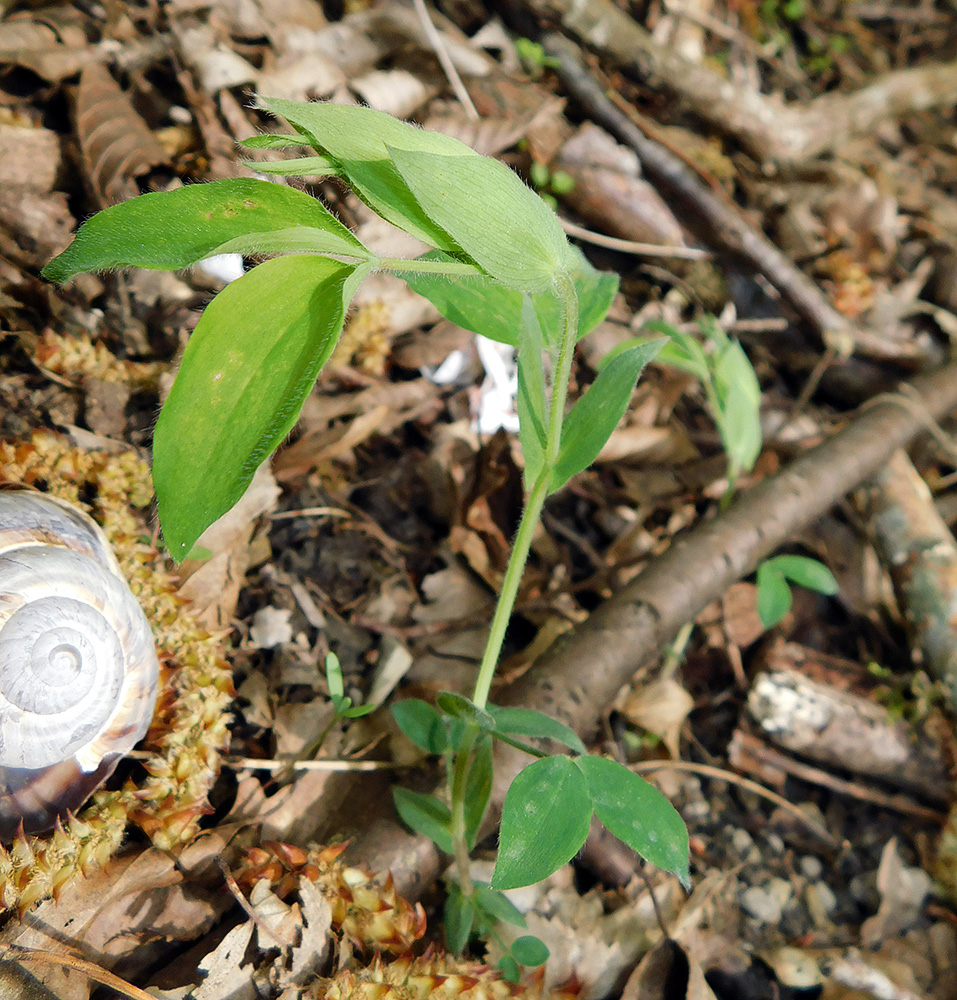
<box><xmin>542</xmin><ymin>33</ymin><xmax>924</xmax><ymax>363</ymax></box>
<box><xmin>411</xmin><ymin>0</ymin><xmax>479</xmax><ymax>119</ymax></box>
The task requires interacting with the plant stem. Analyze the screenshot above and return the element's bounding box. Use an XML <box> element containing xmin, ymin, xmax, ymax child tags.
<box><xmin>376</xmin><ymin>257</ymin><xmax>482</xmax><ymax>278</ymax></box>
<box><xmin>472</xmin><ymin>269</ymin><xmax>578</xmax><ymax>712</ymax></box>
<box><xmin>449</xmin><ymin>725</ymin><xmax>477</xmax><ymax>898</ymax></box>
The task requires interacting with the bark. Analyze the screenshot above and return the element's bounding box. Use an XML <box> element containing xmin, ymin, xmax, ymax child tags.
<box><xmin>861</xmin><ymin>449</ymin><xmax>957</xmax><ymax>710</ymax></box>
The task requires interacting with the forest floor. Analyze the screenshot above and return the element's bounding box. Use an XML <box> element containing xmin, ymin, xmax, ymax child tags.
<box><xmin>2</xmin><ymin>1</ymin><xmax>957</xmax><ymax>998</ymax></box>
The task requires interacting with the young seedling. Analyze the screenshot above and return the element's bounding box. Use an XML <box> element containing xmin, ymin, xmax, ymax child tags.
<box><xmin>44</xmin><ymin>99</ymin><xmax>690</xmax><ymax>953</ymax></box>
<box><xmin>629</xmin><ymin>316</ymin><xmax>762</xmax><ymax>504</ymax></box>
<box><xmin>755</xmin><ymin>554</ymin><xmax>839</xmax><ymax>628</ymax></box>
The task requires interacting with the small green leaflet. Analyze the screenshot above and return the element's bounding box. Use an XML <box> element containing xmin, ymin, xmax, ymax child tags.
<box><xmin>393</xmin><ymin>787</ymin><xmax>453</xmax><ymax>854</ymax></box>
<box><xmin>576</xmin><ymin>756</ymin><xmax>690</xmax><ymax>888</ymax></box>
<box><xmin>391</xmin><ymin>699</ymin><xmax>448</xmax><ymax>754</ymax></box>
<box><xmin>491</xmin><ymin>756</ymin><xmax>592</xmax><ymax>890</ymax></box>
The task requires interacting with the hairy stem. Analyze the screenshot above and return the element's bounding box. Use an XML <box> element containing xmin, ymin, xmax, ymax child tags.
<box><xmin>471</xmin><ymin>269</ymin><xmax>578</xmax><ymax>711</ymax></box>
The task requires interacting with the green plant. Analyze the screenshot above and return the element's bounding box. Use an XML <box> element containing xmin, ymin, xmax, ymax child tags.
<box><xmin>626</xmin><ymin>316</ymin><xmax>762</xmax><ymax>503</ymax></box>
<box><xmin>528</xmin><ymin>160</ymin><xmax>575</xmax><ymax>210</ymax></box>
<box><xmin>755</xmin><ymin>554</ymin><xmax>838</xmax><ymax>628</ymax></box>
<box><xmin>43</xmin><ymin>98</ymin><xmax>689</xmax><ymax>951</ymax></box>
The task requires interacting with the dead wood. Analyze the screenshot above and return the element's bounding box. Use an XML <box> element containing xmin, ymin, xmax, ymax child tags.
<box><xmin>727</xmin><ymin>729</ymin><xmax>947</xmax><ymax>823</ymax></box>
<box><xmin>860</xmin><ymin>449</ymin><xmax>957</xmax><ymax>711</ymax></box>
<box><xmin>745</xmin><ymin>647</ymin><xmax>952</xmax><ymax>804</ymax></box>
<box><xmin>348</xmin><ymin>362</ymin><xmax>957</xmax><ymax>895</ymax></box>
<box><xmin>540</xmin><ymin>33</ymin><xmax>924</xmax><ymax>363</ymax></box>
<box><xmin>507</xmin><ymin>0</ymin><xmax>957</xmax><ymax>167</ymax></box>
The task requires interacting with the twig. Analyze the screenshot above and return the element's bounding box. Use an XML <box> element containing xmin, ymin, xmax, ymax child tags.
<box><xmin>730</xmin><ymin>730</ymin><xmax>947</xmax><ymax>823</ymax></box>
<box><xmin>7</xmin><ymin>947</ymin><xmax>157</xmax><ymax>1000</ymax></box>
<box><xmin>411</xmin><ymin>0</ymin><xmax>479</xmax><ymax>119</ymax></box>
<box><xmin>631</xmin><ymin>760</ymin><xmax>839</xmax><ymax>845</ymax></box>
<box><xmin>225</xmin><ymin>756</ymin><xmax>399</xmax><ymax>772</ymax></box>
<box><xmin>542</xmin><ymin>33</ymin><xmax>922</xmax><ymax>363</ymax></box>
<box><xmin>216</xmin><ymin>858</ymin><xmax>288</xmax><ymax>950</ymax></box>
<box><xmin>559</xmin><ymin>218</ymin><xmax>712</xmax><ymax>259</ymax></box>
<box><xmin>861</xmin><ymin>449</ymin><xmax>957</xmax><ymax>708</ymax></box>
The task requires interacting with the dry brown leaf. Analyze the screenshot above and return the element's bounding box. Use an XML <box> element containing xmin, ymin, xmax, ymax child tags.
<box><xmin>621</xmin><ymin>938</ymin><xmax>719</xmax><ymax>1000</ymax></box>
<box><xmin>0</xmin><ymin>124</ymin><xmax>61</xmax><ymax>192</ymax></box>
<box><xmin>861</xmin><ymin>839</ymin><xmax>933</xmax><ymax>947</ymax></box>
<box><xmin>0</xmin><ymin>7</ymin><xmax>95</xmax><ymax>80</ymax></box>
<box><xmin>177</xmin><ymin>463</ymin><xmax>281</xmax><ymax>627</ymax></box>
<box><xmin>620</xmin><ymin>676</ymin><xmax>694</xmax><ymax>759</ymax></box>
<box><xmin>75</xmin><ymin>64</ymin><xmax>171</xmax><ymax>205</ymax></box>
<box><xmin>351</xmin><ymin>69</ymin><xmax>435</xmax><ymax>119</ymax></box>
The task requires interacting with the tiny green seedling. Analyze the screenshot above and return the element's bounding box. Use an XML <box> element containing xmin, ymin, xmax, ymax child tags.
<box><xmin>755</xmin><ymin>554</ymin><xmax>839</xmax><ymax>628</ymax></box>
<box><xmin>629</xmin><ymin>316</ymin><xmax>762</xmax><ymax>503</ymax></box>
<box><xmin>325</xmin><ymin>651</ymin><xmax>376</xmax><ymax>721</ymax></box>
<box><xmin>43</xmin><ymin>98</ymin><xmax>690</xmax><ymax>954</ymax></box>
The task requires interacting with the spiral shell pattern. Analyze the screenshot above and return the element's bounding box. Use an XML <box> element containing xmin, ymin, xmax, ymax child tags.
<box><xmin>0</xmin><ymin>492</ymin><xmax>159</xmax><ymax>838</ymax></box>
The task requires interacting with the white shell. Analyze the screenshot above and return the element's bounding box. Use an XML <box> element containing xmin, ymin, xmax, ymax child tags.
<box><xmin>0</xmin><ymin>492</ymin><xmax>159</xmax><ymax>837</ymax></box>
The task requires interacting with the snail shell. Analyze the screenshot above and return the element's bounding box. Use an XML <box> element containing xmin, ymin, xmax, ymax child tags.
<box><xmin>0</xmin><ymin>492</ymin><xmax>159</xmax><ymax>840</ymax></box>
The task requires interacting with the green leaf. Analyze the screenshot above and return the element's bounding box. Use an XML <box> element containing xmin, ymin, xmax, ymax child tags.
<box><xmin>154</xmin><ymin>255</ymin><xmax>366</xmax><ymax>560</ymax></box>
<box><xmin>238</xmin><ymin>134</ymin><xmax>310</xmax><ymax>149</ymax></box>
<box><xmin>516</xmin><ymin>297</ymin><xmax>548</xmax><ymax>489</ymax></box>
<box><xmin>464</xmin><ymin>735</ymin><xmax>493</xmax><ymax>848</ymax></box>
<box><xmin>391</xmin><ymin>699</ymin><xmax>448</xmax><ymax>754</ymax></box>
<box><xmin>473</xmin><ymin>883</ymin><xmax>526</xmax><ymax>929</ymax></box>
<box><xmin>392</xmin><ymin>787</ymin><xmax>453</xmax><ymax>853</ymax></box>
<box><xmin>325</xmin><ymin>652</ymin><xmax>344</xmax><ymax>700</ymax></box>
<box><xmin>713</xmin><ymin>339</ymin><xmax>762</xmax><ymax>477</ymax></box>
<box><xmin>399</xmin><ymin>247</ymin><xmax>616</xmax><ymax>347</ymax></box>
<box><xmin>241</xmin><ymin>155</ymin><xmax>340</xmax><ymax>177</ymax></box>
<box><xmin>488</xmin><ymin>707</ymin><xmax>586</xmax><ymax>754</ymax></box>
<box><xmin>261</xmin><ymin>97</ymin><xmax>476</xmax><ymax>250</ymax></box>
<box><xmin>389</xmin><ymin>146</ymin><xmax>573</xmax><ymax>290</ymax></box>
<box><xmin>491</xmin><ymin>757</ymin><xmax>592</xmax><ymax>890</ymax></box>
<box><xmin>510</xmin><ymin>935</ymin><xmax>550</xmax><ymax>967</ymax></box>
<box><xmin>767</xmin><ymin>554</ymin><xmax>838</xmax><ymax>595</ymax></box>
<box><xmin>756</xmin><ymin>561</ymin><xmax>792</xmax><ymax>628</ymax></box>
<box><xmin>576</xmin><ymin>755</ymin><xmax>690</xmax><ymax>887</ymax></box>
<box><xmin>342</xmin><ymin>702</ymin><xmax>376</xmax><ymax>719</ymax></box>
<box><xmin>498</xmin><ymin>956</ymin><xmax>521</xmax><ymax>984</ymax></box>
<box><xmin>551</xmin><ymin>340</ymin><xmax>664</xmax><ymax>493</ymax></box>
<box><xmin>42</xmin><ymin>178</ymin><xmax>367</xmax><ymax>283</ymax></box>
<box><xmin>436</xmin><ymin>691</ymin><xmax>496</xmax><ymax>731</ymax></box>
<box><xmin>444</xmin><ymin>882</ymin><xmax>475</xmax><ymax>953</ymax></box>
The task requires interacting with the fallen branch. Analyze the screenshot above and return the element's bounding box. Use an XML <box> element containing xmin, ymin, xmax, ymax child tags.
<box><xmin>507</xmin><ymin>0</ymin><xmax>957</xmax><ymax>167</ymax></box>
<box><xmin>541</xmin><ymin>33</ymin><xmax>924</xmax><ymax>363</ymax></box>
<box><xmin>351</xmin><ymin>362</ymin><xmax>957</xmax><ymax>894</ymax></box>
<box><xmin>861</xmin><ymin>448</ymin><xmax>957</xmax><ymax>710</ymax></box>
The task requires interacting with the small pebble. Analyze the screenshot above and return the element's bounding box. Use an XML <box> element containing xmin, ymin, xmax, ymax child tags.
<box><xmin>732</xmin><ymin>828</ymin><xmax>755</xmax><ymax>855</ymax></box>
<box><xmin>805</xmin><ymin>882</ymin><xmax>837</xmax><ymax>928</ymax></box>
<box><xmin>683</xmin><ymin>800</ymin><xmax>710</xmax><ymax>820</ymax></box>
<box><xmin>800</xmin><ymin>856</ymin><xmax>823</xmax><ymax>880</ymax></box>
<box><xmin>765</xmin><ymin>833</ymin><xmax>785</xmax><ymax>855</ymax></box>
<box><xmin>741</xmin><ymin>877</ymin><xmax>793</xmax><ymax>924</ymax></box>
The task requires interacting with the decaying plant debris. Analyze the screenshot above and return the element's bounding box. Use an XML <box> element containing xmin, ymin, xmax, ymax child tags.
<box><xmin>3</xmin><ymin>0</ymin><xmax>957</xmax><ymax>997</ymax></box>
